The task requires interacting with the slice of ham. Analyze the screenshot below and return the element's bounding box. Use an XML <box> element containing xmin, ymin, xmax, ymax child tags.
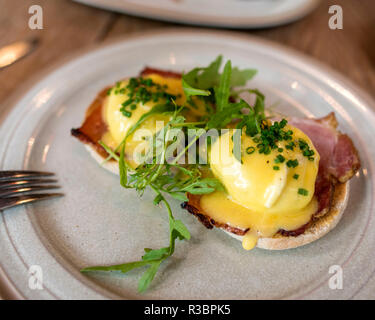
<box><xmin>286</xmin><ymin>113</ymin><xmax>360</xmax><ymax>221</ymax></box>
<box><xmin>270</xmin><ymin>113</ymin><xmax>360</xmax><ymax>235</ymax></box>
<box><xmin>289</xmin><ymin>112</ymin><xmax>360</xmax><ymax>184</ymax></box>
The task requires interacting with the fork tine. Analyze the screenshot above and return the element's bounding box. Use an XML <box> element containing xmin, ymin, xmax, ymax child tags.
<box><xmin>0</xmin><ymin>179</ymin><xmax>58</xmax><ymax>189</ymax></box>
<box><xmin>0</xmin><ymin>193</ymin><xmax>64</xmax><ymax>210</ymax></box>
<box><xmin>0</xmin><ymin>171</ymin><xmax>55</xmax><ymax>181</ymax></box>
<box><xmin>0</xmin><ymin>185</ymin><xmax>61</xmax><ymax>197</ymax></box>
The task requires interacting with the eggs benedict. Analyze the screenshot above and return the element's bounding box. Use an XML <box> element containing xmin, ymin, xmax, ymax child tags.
<box><xmin>200</xmin><ymin>123</ymin><xmax>320</xmax><ymax>250</ymax></box>
<box><xmin>72</xmin><ymin>57</ymin><xmax>360</xmax><ymax>292</ymax></box>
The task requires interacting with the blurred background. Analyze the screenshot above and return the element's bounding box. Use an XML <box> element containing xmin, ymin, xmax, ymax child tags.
<box><xmin>0</xmin><ymin>0</ymin><xmax>374</xmax><ymax>107</ymax></box>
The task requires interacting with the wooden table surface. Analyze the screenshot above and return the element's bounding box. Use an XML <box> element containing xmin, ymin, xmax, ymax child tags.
<box><xmin>0</xmin><ymin>0</ymin><xmax>374</xmax><ymax>107</ymax></box>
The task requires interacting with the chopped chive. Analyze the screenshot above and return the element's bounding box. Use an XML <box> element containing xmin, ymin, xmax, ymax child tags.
<box><xmin>122</xmin><ymin>99</ymin><xmax>132</xmax><ymax>107</ymax></box>
<box><xmin>285</xmin><ymin>141</ymin><xmax>295</xmax><ymax>150</ymax></box>
<box><xmin>120</xmin><ymin>109</ymin><xmax>132</xmax><ymax>117</ymax></box>
<box><xmin>286</xmin><ymin>159</ymin><xmax>299</xmax><ymax>168</ymax></box>
<box><xmin>246</xmin><ymin>146</ymin><xmax>255</xmax><ymax>154</ymax></box>
<box><xmin>273</xmin><ymin>166</ymin><xmax>280</xmax><ymax>170</ymax></box>
<box><xmin>274</xmin><ymin>154</ymin><xmax>285</xmax><ymax>164</ymax></box>
<box><xmin>293</xmin><ymin>174</ymin><xmax>299</xmax><ymax>180</ymax></box>
<box><xmin>298</xmin><ymin>188</ymin><xmax>308</xmax><ymax>196</ymax></box>
<box><xmin>298</xmin><ymin>138</ymin><xmax>315</xmax><ymax>160</ymax></box>
<box><xmin>118</xmin><ymin>76</ymin><xmax>177</xmax><ymax>119</ymax></box>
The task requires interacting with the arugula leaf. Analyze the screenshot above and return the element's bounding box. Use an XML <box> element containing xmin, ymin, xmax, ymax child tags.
<box><xmin>183</xmin><ymin>55</ymin><xmax>255</xmax><ymax>93</ymax></box>
<box><xmin>125</xmin><ymin>103</ymin><xmax>176</xmax><ymax>141</ymax></box>
<box><xmin>81</xmin><ymin>260</ymin><xmax>153</xmax><ymax>274</ymax></box>
<box><xmin>230</xmin><ymin>68</ymin><xmax>257</xmax><ymax>87</ymax></box>
<box><xmin>249</xmin><ymin>89</ymin><xmax>265</xmax><ymax>116</ymax></box>
<box><xmin>98</xmin><ymin>141</ymin><xmax>120</xmax><ymax>162</ymax></box>
<box><xmin>214</xmin><ymin>60</ymin><xmax>232</xmax><ymax>112</ymax></box>
<box><xmin>172</xmin><ymin>219</ymin><xmax>191</xmax><ymax>240</ymax></box>
<box><xmin>153</xmin><ymin>193</ymin><xmax>164</xmax><ymax>205</ymax></box>
<box><xmin>82</xmin><ymin>56</ymin><xmax>263</xmax><ymax>293</ymax></box>
<box><xmin>182</xmin><ymin>78</ymin><xmax>211</xmax><ymax>100</ymax></box>
<box><xmin>206</xmin><ymin>99</ymin><xmax>248</xmax><ymax>130</ymax></box>
<box><xmin>181</xmin><ymin>178</ymin><xmax>224</xmax><ymax>194</ymax></box>
<box><xmin>167</xmin><ymin>191</ymin><xmax>188</xmax><ymax>202</ymax></box>
<box><xmin>142</xmin><ymin>247</ymin><xmax>170</xmax><ymax>261</ymax></box>
<box><xmin>119</xmin><ymin>143</ymin><xmax>127</xmax><ymax>187</ymax></box>
<box><xmin>138</xmin><ymin>261</ymin><xmax>162</xmax><ymax>293</ymax></box>
<box><xmin>183</xmin><ymin>55</ymin><xmax>223</xmax><ymax>89</ymax></box>
<box><xmin>117</xmin><ymin>103</ymin><xmax>178</xmax><ymax>188</ymax></box>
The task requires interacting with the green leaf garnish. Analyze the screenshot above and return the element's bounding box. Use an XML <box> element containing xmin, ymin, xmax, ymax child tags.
<box><xmin>215</xmin><ymin>60</ymin><xmax>232</xmax><ymax>112</ymax></box>
<box><xmin>82</xmin><ymin>55</ymin><xmax>265</xmax><ymax>293</ymax></box>
<box><xmin>181</xmin><ymin>78</ymin><xmax>211</xmax><ymax>100</ymax></box>
<box><xmin>182</xmin><ymin>55</ymin><xmax>223</xmax><ymax>89</ymax></box>
<box><xmin>230</xmin><ymin>67</ymin><xmax>257</xmax><ymax>87</ymax></box>
<box><xmin>138</xmin><ymin>261</ymin><xmax>162</xmax><ymax>293</ymax></box>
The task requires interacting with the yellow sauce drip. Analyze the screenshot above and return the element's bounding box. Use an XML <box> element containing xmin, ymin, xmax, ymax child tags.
<box><xmin>242</xmin><ymin>231</ymin><xmax>259</xmax><ymax>251</ymax></box>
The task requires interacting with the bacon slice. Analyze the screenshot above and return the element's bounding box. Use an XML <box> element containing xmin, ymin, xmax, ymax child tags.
<box><xmin>140</xmin><ymin>67</ymin><xmax>181</xmax><ymax>79</ymax></box>
<box><xmin>71</xmin><ymin>87</ymin><xmax>110</xmax><ymax>159</ymax></box>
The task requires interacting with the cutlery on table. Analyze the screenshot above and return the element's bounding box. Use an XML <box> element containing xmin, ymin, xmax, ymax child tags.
<box><xmin>0</xmin><ymin>171</ymin><xmax>63</xmax><ymax>210</ymax></box>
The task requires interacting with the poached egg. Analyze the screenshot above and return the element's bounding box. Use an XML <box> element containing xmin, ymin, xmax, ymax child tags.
<box><xmin>201</xmin><ymin>125</ymin><xmax>320</xmax><ymax>250</ymax></box>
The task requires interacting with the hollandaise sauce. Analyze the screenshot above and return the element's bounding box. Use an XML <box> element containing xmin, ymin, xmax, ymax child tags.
<box><xmin>202</xmin><ymin>124</ymin><xmax>320</xmax><ymax>250</ymax></box>
<box><xmin>101</xmin><ymin>73</ymin><xmax>206</xmax><ymax>168</ymax></box>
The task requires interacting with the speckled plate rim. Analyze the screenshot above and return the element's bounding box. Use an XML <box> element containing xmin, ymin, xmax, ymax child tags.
<box><xmin>72</xmin><ymin>0</ymin><xmax>320</xmax><ymax>29</ymax></box>
<box><xmin>0</xmin><ymin>29</ymin><xmax>374</xmax><ymax>299</ymax></box>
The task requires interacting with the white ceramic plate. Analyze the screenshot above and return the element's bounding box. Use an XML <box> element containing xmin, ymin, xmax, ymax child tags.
<box><xmin>73</xmin><ymin>0</ymin><xmax>320</xmax><ymax>29</ymax></box>
<box><xmin>1</xmin><ymin>30</ymin><xmax>375</xmax><ymax>300</ymax></box>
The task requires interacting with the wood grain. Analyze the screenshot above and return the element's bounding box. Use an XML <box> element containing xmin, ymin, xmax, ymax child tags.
<box><xmin>0</xmin><ymin>0</ymin><xmax>374</xmax><ymax>107</ymax></box>
<box><xmin>250</xmin><ymin>0</ymin><xmax>375</xmax><ymax>98</ymax></box>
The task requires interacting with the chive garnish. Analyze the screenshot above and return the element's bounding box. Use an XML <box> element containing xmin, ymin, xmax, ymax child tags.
<box><xmin>110</xmin><ymin>77</ymin><xmax>177</xmax><ymax>119</ymax></box>
<box><xmin>246</xmin><ymin>146</ymin><xmax>255</xmax><ymax>154</ymax></box>
<box><xmin>275</xmin><ymin>154</ymin><xmax>285</xmax><ymax>164</ymax></box>
<box><xmin>286</xmin><ymin>159</ymin><xmax>299</xmax><ymax>168</ymax></box>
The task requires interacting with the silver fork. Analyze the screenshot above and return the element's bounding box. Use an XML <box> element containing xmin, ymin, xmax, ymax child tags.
<box><xmin>0</xmin><ymin>171</ymin><xmax>63</xmax><ymax>210</ymax></box>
